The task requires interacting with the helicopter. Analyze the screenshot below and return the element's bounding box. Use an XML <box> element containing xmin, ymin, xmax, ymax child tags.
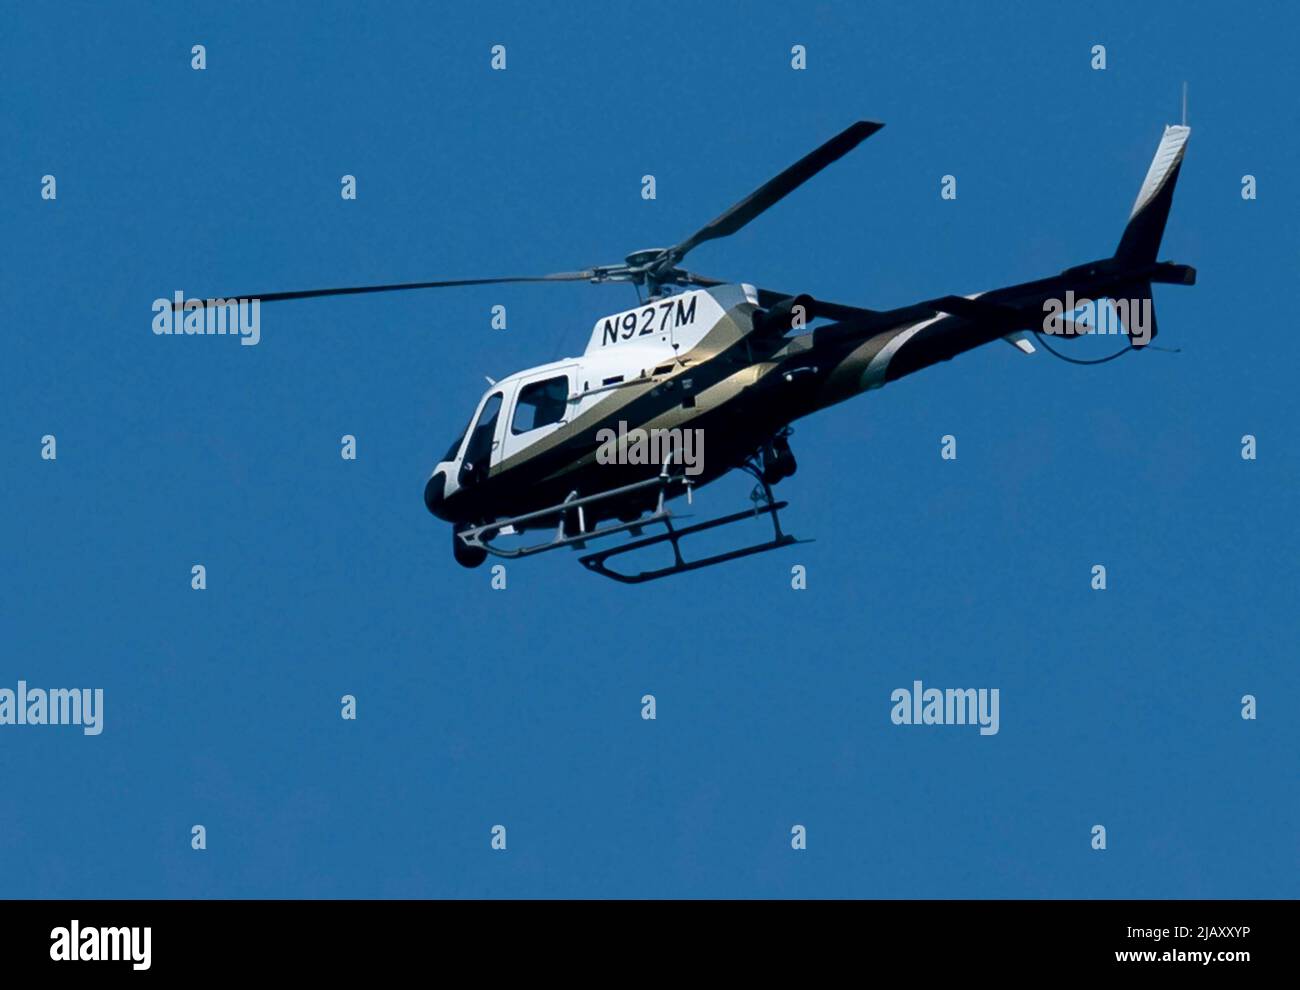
<box><xmin>180</xmin><ymin>118</ymin><xmax>1193</xmax><ymax>582</ymax></box>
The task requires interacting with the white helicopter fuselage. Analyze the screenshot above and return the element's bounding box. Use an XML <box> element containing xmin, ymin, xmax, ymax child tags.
<box><xmin>427</xmin><ymin>283</ymin><xmax>759</xmax><ymax>518</ymax></box>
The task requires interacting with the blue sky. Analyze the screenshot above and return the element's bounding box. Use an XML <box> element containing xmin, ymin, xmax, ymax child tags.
<box><xmin>2</xmin><ymin>0</ymin><xmax>1296</xmax><ymax>898</ymax></box>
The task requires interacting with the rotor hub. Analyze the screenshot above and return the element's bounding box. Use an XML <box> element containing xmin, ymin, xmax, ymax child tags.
<box><xmin>624</xmin><ymin>248</ymin><xmax>668</xmax><ymax>268</ymax></box>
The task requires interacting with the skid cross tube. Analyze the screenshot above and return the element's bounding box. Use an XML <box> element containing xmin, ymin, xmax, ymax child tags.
<box><xmin>456</xmin><ymin>470</ymin><xmax>691</xmax><ymax>560</ymax></box>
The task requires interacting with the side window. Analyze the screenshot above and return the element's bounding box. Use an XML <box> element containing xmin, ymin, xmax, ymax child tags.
<box><xmin>511</xmin><ymin>375</ymin><xmax>570</xmax><ymax>435</ymax></box>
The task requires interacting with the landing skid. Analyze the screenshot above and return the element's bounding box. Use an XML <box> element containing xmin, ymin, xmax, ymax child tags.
<box><xmin>455</xmin><ymin>464</ymin><xmax>808</xmax><ymax>582</ymax></box>
<box><xmin>578</xmin><ymin>498</ymin><xmax>804</xmax><ymax>584</ymax></box>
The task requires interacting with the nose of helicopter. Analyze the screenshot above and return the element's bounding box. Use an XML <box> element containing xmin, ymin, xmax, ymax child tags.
<box><xmin>423</xmin><ymin>471</ymin><xmax>449</xmax><ymax>519</ymax></box>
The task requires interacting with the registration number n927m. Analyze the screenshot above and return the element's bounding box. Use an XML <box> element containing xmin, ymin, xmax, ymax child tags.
<box><xmin>599</xmin><ymin>295</ymin><xmax>698</xmax><ymax>346</ymax></box>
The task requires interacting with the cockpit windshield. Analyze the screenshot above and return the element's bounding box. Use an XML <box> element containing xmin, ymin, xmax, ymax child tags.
<box><xmin>441</xmin><ymin>384</ymin><xmax>504</xmax><ymax>465</ymax></box>
<box><xmin>442</xmin><ymin>421</ymin><xmax>470</xmax><ymax>462</ymax></box>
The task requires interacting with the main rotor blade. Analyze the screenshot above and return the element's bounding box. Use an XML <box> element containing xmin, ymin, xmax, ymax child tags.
<box><xmin>666</xmin><ymin>120</ymin><xmax>884</xmax><ymax>265</ymax></box>
<box><xmin>171</xmin><ymin>271</ymin><xmax>596</xmax><ymax>308</ymax></box>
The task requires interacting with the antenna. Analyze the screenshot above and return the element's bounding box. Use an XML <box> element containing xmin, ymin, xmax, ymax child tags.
<box><xmin>1182</xmin><ymin>81</ymin><xmax>1188</xmax><ymax>127</ymax></box>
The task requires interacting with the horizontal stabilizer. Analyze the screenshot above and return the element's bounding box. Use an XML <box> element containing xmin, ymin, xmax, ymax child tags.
<box><xmin>1002</xmin><ymin>331</ymin><xmax>1036</xmax><ymax>354</ymax></box>
<box><xmin>1149</xmin><ymin>262</ymin><xmax>1197</xmax><ymax>285</ymax></box>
